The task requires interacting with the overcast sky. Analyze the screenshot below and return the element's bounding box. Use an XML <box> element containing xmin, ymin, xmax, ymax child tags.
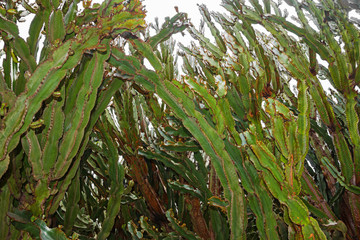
<box><xmin>142</xmin><ymin>0</ymin><xmax>224</xmax><ymax>46</ymax></box>
<box><xmin>143</xmin><ymin>0</ymin><xmax>223</xmax><ymax>25</ymax></box>
<box><xmin>11</xmin><ymin>0</ymin><xmax>358</xmax><ymax>90</ymax></box>
<box><xmin>12</xmin><ymin>0</ymin><xmax>225</xmax><ymax>63</ymax></box>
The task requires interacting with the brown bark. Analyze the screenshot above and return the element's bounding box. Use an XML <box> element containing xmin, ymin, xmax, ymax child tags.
<box><xmin>185</xmin><ymin>196</ymin><xmax>212</xmax><ymax>240</ymax></box>
<box><xmin>126</xmin><ymin>155</ymin><xmax>168</xmax><ymax>225</ymax></box>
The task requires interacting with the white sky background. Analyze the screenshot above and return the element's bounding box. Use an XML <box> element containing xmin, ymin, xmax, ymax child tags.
<box><xmin>142</xmin><ymin>0</ymin><xmax>223</xmax><ymax>43</ymax></box>
<box><xmin>141</xmin><ymin>0</ymin><xmax>225</xmax><ymax>73</ymax></box>
<box><xmin>6</xmin><ymin>0</ymin><xmax>360</xmax><ymax>92</ymax></box>
<box><xmin>14</xmin><ymin>0</ymin><xmax>224</xmax><ymax>37</ymax></box>
<box><xmin>10</xmin><ymin>0</ymin><xmax>225</xmax><ymax>66</ymax></box>
<box><xmin>143</xmin><ymin>0</ymin><xmax>223</xmax><ymax>23</ymax></box>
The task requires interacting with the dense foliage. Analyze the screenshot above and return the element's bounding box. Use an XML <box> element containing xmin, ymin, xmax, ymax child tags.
<box><xmin>0</xmin><ymin>0</ymin><xmax>360</xmax><ymax>239</ymax></box>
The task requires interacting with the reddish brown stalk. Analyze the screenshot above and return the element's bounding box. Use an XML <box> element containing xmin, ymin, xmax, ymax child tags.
<box><xmin>185</xmin><ymin>196</ymin><xmax>212</xmax><ymax>240</ymax></box>
<box><xmin>125</xmin><ymin>155</ymin><xmax>167</xmax><ymax>224</ymax></box>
